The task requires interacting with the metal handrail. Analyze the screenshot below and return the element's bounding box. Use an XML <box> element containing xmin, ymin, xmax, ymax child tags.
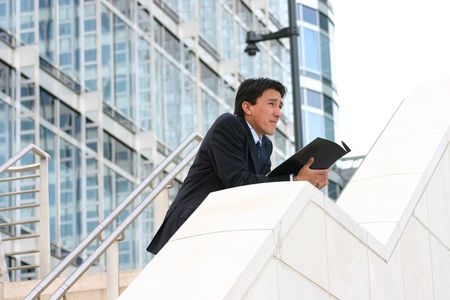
<box><xmin>0</xmin><ymin>174</ymin><xmax>40</xmax><ymax>183</ymax></box>
<box><xmin>0</xmin><ymin>144</ymin><xmax>51</xmax><ymax>282</ymax></box>
<box><xmin>7</xmin><ymin>162</ymin><xmax>41</xmax><ymax>172</ymax></box>
<box><xmin>50</xmin><ymin>144</ymin><xmax>200</xmax><ymax>300</ymax></box>
<box><xmin>25</xmin><ymin>132</ymin><xmax>203</xmax><ymax>300</ymax></box>
<box><xmin>0</xmin><ymin>144</ymin><xmax>50</xmax><ymax>174</ymax></box>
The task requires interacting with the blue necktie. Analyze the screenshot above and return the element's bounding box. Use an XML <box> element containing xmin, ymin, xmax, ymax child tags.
<box><xmin>256</xmin><ymin>141</ymin><xmax>262</xmax><ymax>160</ymax></box>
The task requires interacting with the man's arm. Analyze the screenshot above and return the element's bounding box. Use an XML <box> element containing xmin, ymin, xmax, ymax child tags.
<box><xmin>208</xmin><ymin>116</ymin><xmax>270</xmax><ymax>188</ymax></box>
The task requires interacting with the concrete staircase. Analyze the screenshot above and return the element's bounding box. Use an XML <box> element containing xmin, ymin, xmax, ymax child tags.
<box><xmin>119</xmin><ymin>80</ymin><xmax>450</xmax><ymax>299</ymax></box>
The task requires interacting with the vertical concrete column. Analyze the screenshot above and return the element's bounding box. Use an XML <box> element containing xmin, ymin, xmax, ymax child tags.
<box><xmin>153</xmin><ymin>186</ymin><xmax>170</xmax><ymax>232</ymax></box>
<box><xmin>38</xmin><ymin>155</ymin><xmax>51</xmax><ymax>278</ymax></box>
<box><xmin>106</xmin><ymin>240</ymin><xmax>120</xmax><ymax>300</ymax></box>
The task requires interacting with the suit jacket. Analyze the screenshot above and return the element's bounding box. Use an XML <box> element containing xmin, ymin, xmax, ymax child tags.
<box><xmin>147</xmin><ymin>113</ymin><xmax>289</xmax><ymax>254</ymax></box>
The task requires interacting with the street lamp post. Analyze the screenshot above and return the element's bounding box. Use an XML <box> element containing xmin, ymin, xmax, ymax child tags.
<box><xmin>244</xmin><ymin>0</ymin><xmax>303</xmax><ymax>149</ymax></box>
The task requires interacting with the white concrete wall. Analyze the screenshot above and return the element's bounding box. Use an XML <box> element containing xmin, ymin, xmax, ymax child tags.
<box><xmin>120</xmin><ymin>80</ymin><xmax>450</xmax><ymax>299</ymax></box>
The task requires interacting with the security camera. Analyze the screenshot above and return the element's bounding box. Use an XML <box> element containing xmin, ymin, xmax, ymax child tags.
<box><xmin>244</xmin><ymin>42</ymin><xmax>260</xmax><ymax>56</ymax></box>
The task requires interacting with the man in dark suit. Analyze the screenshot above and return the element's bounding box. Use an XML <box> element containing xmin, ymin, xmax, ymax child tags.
<box><xmin>147</xmin><ymin>78</ymin><xmax>329</xmax><ymax>254</ymax></box>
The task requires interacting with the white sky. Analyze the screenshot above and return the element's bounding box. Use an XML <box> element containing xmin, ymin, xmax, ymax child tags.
<box><xmin>333</xmin><ymin>0</ymin><xmax>450</xmax><ymax>156</ymax></box>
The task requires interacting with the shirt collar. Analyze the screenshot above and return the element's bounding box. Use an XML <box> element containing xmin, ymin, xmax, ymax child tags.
<box><xmin>246</xmin><ymin>121</ymin><xmax>263</xmax><ymax>145</ymax></box>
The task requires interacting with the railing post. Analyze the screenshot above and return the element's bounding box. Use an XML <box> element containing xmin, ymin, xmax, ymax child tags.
<box><xmin>38</xmin><ymin>155</ymin><xmax>51</xmax><ymax>278</ymax></box>
<box><xmin>106</xmin><ymin>238</ymin><xmax>120</xmax><ymax>300</ymax></box>
<box><xmin>153</xmin><ymin>183</ymin><xmax>171</xmax><ymax>231</ymax></box>
<box><xmin>0</xmin><ymin>235</ymin><xmax>10</xmax><ymax>282</ymax></box>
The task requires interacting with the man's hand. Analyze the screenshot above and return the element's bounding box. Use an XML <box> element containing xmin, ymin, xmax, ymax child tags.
<box><xmin>293</xmin><ymin>157</ymin><xmax>329</xmax><ymax>189</ymax></box>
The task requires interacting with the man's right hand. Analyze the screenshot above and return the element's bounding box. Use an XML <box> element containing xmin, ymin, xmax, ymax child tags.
<box><xmin>293</xmin><ymin>157</ymin><xmax>329</xmax><ymax>189</ymax></box>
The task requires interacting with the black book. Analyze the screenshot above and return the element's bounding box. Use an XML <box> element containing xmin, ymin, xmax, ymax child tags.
<box><xmin>267</xmin><ymin>137</ymin><xmax>351</xmax><ymax>178</ymax></box>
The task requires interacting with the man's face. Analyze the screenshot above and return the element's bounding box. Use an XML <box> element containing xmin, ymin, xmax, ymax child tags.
<box><xmin>243</xmin><ymin>88</ymin><xmax>283</xmax><ymax>136</ymax></box>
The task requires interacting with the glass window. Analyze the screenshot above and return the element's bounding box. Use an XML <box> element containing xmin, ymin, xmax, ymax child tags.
<box><xmin>200</xmin><ymin>61</ymin><xmax>219</xmax><ymax>94</ymax></box>
<box><xmin>324</xmin><ymin>116</ymin><xmax>334</xmax><ymax>141</ymax></box>
<box><xmin>237</xmin><ymin>0</ymin><xmax>252</xmax><ymax>28</ymax></box>
<box><xmin>0</xmin><ymin>60</ymin><xmax>15</xmax><ymax>97</ymax></box>
<box><xmin>183</xmin><ymin>45</ymin><xmax>196</xmax><ymax>73</ymax></box>
<box><xmin>85</xmin><ymin>117</ymin><xmax>98</xmax><ymax>151</ymax></box>
<box><xmin>153</xmin><ymin>19</ymin><xmax>163</xmax><ymax>45</ymax></box>
<box><xmin>85</xmin><ymin>49</ymin><xmax>97</xmax><ymax>62</ymax></box>
<box><xmin>323</xmin><ymin>94</ymin><xmax>333</xmax><ymax>116</ymax></box>
<box><xmin>59</xmin><ymin>139</ymin><xmax>81</xmax><ymax>249</ymax></box>
<box><xmin>302</xmin><ymin>6</ymin><xmax>317</xmax><ymax>25</ymax></box>
<box><xmin>84</xmin><ymin>3</ymin><xmax>96</xmax><ymax>17</ymax></box>
<box><xmin>275</xmin><ymin>130</ymin><xmax>287</xmax><ymax>154</ymax></box>
<box><xmin>101</xmin><ymin>9</ymin><xmax>110</xmax><ymax>33</ymax></box>
<box><xmin>85</xmin><ymin>35</ymin><xmax>96</xmax><ymax>49</ymax></box>
<box><xmin>137</xmin><ymin>3</ymin><xmax>151</xmax><ymax>32</ymax></box>
<box><xmin>306</xmin><ymin>89</ymin><xmax>322</xmax><ymax>109</ymax></box>
<box><xmin>303</xmin><ymin>28</ymin><xmax>320</xmax><ymax>72</ymax></box>
<box><xmin>84</xmin><ymin>79</ymin><xmax>97</xmax><ymax>91</ymax></box>
<box><xmin>103</xmin><ymin>166</ymin><xmax>113</xmax><ymax>215</ymax></box>
<box><xmin>111</xmin><ymin>0</ymin><xmax>134</xmax><ymax>19</ymax></box>
<box><xmin>39</xmin><ymin>1</ymin><xmax>56</xmax><ymax>62</ymax></box>
<box><xmin>84</xmin><ymin>19</ymin><xmax>96</xmax><ymax>31</ymax></box>
<box><xmin>103</xmin><ymin>131</ymin><xmax>112</xmax><ymax>160</ymax></box>
<box><xmin>20</xmin><ymin>0</ymin><xmax>34</xmax><ymax>12</ymax></box>
<box><xmin>59</xmin><ymin>23</ymin><xmax>71</xmax><ymax>35</ymax></box>
<box><xmin>20</xmin><ymin>80</ymin><xmax>35</xmax><ymax>110</ymax></box>
<box><xmin>307</xmin><ymin>111</ymin><xmax>323</xmax><ymax>143</ymax></box>
<box><xmin>113</xmin><ymin>14</ymin><xmax>133</xmax><ymax>119</ymax></box>
<box><xmin>59</xmin><ymin>53</ymin><xmax>71</xmax><ymax>65</ymax></box>
<box><xmin>39</xmin><ymin>126</ymin><xmax>57</xmax><ymax>240</ymax></box>
<box><xmin>319</xmin><ymin>12</ymin><xmax>329</xmax><ymax>32</ymax></box>
<box><xmin>0</xmin><ymin>101</ymin><xmax>13</xmax><ymax>165</ymax></box>
<box><xmin>327</xmin><ymin>181</ymin><xmax>338</xmax><ymax>200</ymax></box>
<box><xmin>40</xmin><ymin>89</ymin><xmax>55</xmax><ymax>124</ymax></box>
<box><xmin>59</xmin><ymin>101</ymin><xmax>81</xmax><ymax>139</ymax></box>
<box><xmin>163</xmin><ymin>29</ymin><xmax>181</xmax><ymax>61</ymax></box>
<box><xmin>21</xmin><ymin>32</ymin><xmax>34</xmax><ymax>44</ymax></box>
<box><xmin>115</xmin><ymin>140</ymin><xmax>135</xmax><ymax>175</ymax></box>
<box><xmin>202</xmin><ymin>91</ymin><xmax>219</xmax><ymax>132</ymax></box>
<box><xmin>137</xmin><ymin>37</ymin><xmax>151</xmax><ymax>131</ymax></box>
<box><xmin>199</xmin><ymin>0</ymin><xmax>217</xmax><ymax>49</ymax></box>
<box><xmin>57</xmin><ymin>0</ymin><xmax>80</xmax><ymax>79</ymax></box>
<box><xmin>321</xmin><ymin>34</ymin><xmax>331</xmax><ymax>80</ymax></box>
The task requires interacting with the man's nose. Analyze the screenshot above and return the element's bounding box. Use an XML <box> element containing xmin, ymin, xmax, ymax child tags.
<box><xmin>274</xmin><ymin>106</ymin><xmax>282</xmax><ymax>117</ymax></box>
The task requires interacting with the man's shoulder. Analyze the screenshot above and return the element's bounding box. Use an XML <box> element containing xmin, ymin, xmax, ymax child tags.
<box><xmin>204</xmin><ymin>113</ymin><xmax>249</xmax><ymax>143</ymax></box>
<box><xmin>214</xmin><ymin>113</ymin><xmax>244</xmax><ymax>128</ymax></box>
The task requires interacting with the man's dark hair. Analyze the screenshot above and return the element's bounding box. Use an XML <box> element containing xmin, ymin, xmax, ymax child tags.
<box><xmin>233</xmin><ymin>78</ymin><xmax>287</xmax><ymax>116</ymax></box>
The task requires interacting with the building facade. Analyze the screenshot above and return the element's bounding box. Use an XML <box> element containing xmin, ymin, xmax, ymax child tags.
<box><xmin>0</xmin><ymin>0</ymin><xmax>339</xmax><ymax>276</ymax></box>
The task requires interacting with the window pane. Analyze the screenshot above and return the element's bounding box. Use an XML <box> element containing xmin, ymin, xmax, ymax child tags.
<box><xmin>303</xmin><ymin>28</ymin><xmax>320</xmax><ymax>72</ymax></box>
<box><xmin>321</xmin><ymin>34</ymin><xmax>331</xmax><ymax>80</ymax></box>
<box><xmin>307</xmin><ymin>111</ymin><xmax>323</xmax><ymax>143</ymax></box>
<box><xmin>302</xmin><ymin>6</ymin><xmax>317</xmax><ymax>25</ymax></box>
<box><xmin>319</xmin><ymin>12</ymin><xmax>329</xmax><ymax>32</ymax></box>
<box><xmin>39</xmin><ymin>89</ymin><xmax>55</xmax><ymax>124</ymax></box>
<box><xmin>325</xmin><ymin>116</ymin><xmax>334</xmax><ymax>141</ymax></box>
<box><xmin>324</xmin><ymin>94</ymin><xmax>333</xmax><ymax>116</ymax></box>
<box><xmin>306</xmin><ymin>89</ymin><xmax>322</xmax><ymax>109</ymax></box>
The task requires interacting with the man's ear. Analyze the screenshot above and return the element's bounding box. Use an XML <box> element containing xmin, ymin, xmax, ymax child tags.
<box><xmin>242</xmin><ymin>101</ymin><xmax>252</xmax><ymax>115</ymax></box>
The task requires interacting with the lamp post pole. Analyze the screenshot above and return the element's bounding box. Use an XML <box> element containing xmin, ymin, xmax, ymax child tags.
<box><xmin>244</xmin><ymin>1</ymin><xmax>304</xmax><ymax>149</ymax></box>
<box><xmin>287</xmin><ymin>0</ymin><xmax>304</xmax><ymax>149</ymax></box>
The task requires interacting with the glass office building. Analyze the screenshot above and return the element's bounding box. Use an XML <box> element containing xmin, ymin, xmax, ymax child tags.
<box><xmin>0</xmin><ymin>0</ymin><xmax>339</xmax><ymax>273</ymax></box>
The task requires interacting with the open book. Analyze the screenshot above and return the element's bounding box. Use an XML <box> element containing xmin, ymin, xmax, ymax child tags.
<box><xmin>267</xmin><ymin>137</ymin><xmax>351</xmax><ymax>178</ymax></box>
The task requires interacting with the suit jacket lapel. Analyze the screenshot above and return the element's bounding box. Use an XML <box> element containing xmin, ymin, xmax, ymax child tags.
<box><xmin>237</xmin><ymin>116</ymin><xmax>259</xmax><ymax>174</ymax></box>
